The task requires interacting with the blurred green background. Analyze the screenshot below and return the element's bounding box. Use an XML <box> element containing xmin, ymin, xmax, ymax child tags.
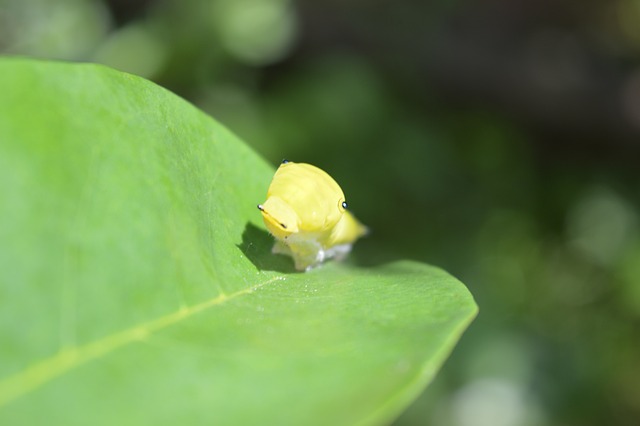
<box><xmin>2</xmin><ymin>0</ymin><xmax>639</xmax><ymax>424</ymax></box>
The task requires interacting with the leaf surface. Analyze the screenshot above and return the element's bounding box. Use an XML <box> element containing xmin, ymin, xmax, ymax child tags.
<box><xmin>0</xmin><ymin>58</ymin><xmax>477</xmax><ymax>425</ymax></box>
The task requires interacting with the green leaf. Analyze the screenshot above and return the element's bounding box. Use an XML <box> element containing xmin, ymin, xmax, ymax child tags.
<box><xmin>0</xmin><ymin>58</ymin><xmax>477</xmax><ymax>425</ymax></box>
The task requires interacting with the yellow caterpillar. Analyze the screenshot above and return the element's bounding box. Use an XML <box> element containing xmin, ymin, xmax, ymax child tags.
<box><xmin>258</xmin><ymin>160</ymin><xmax>368</xmax><ymax>271</ymax></box>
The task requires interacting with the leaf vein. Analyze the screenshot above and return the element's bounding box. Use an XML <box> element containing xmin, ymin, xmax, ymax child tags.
<box><xmin>0</xmin><ymin>276</ymin><xmax>282</xmax><ymax>408</ymax></box>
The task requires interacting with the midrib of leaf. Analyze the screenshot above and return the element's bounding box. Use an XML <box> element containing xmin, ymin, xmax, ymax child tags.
<box><xmin>0</xmin><ymin>275</ymin><xmax>284</xmax><ymax>408</ymax></box>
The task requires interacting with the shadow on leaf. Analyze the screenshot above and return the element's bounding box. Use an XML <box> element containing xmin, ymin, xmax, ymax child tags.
<box><xmin>237</xmin><ymin>222</ymin><xmax>297</xmax><ymax>273</ymax></box>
